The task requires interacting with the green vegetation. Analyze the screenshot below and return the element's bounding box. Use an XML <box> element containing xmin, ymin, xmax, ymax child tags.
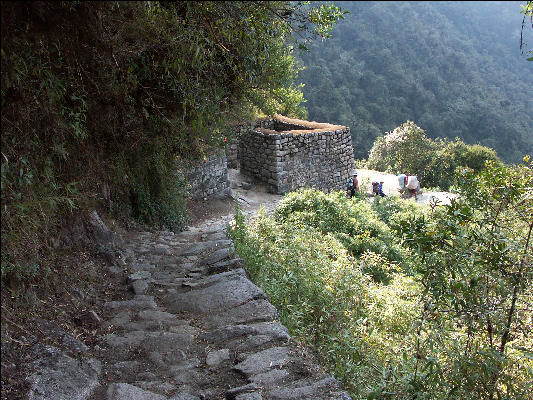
<box><xmin>297</xmin><ymin>1</ymin><xmax>533</xmax><ymax>163</ymax></box>
<box><xmin>1</xmin><ymin>1</ymin><xmax>344</xmax><ymax>286</ymax></box>
<box><xmin>521</xmin><ymin>1</ymin><xmax>533</xmax><ymax>60</ymax></box>
<box><xmin>366</xmin><ymin>121</ymin><xmax>500</xmax><ymax>190</ymax></box>
<box><xmin>230</xmin><ymin>160</ymin><xmax>533</xmax><ymax>399</ymax></box>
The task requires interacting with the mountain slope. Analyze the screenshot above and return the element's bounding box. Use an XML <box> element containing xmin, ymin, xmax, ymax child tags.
<box><xmin>297</xmin><ymin>1</ymin><xmax>533</xmax><ymax>162</ymax></box>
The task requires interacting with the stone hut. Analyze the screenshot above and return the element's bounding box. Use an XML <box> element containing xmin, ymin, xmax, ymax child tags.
<box><xmin>239</xmin><ymin>114</ymin><xmax>355</xmax><ymax>194</ymax></box>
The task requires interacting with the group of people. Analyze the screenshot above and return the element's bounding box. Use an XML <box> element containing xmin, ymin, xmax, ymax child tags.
<box><xmin>345</xmin><ymin>171</ymin><xmax>422</xmax><ymax>200</ymax></box>
<box><xmin>345</xmin><ymin>172</ymin><xmax>385</xmax><ymax>198</ymax></box>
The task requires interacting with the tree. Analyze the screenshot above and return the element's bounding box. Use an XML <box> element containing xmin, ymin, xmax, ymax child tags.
<box><xmin>366</xmin><ymin>121</ymin><xmax>436</xmax><ymax>182</ymax></box>
<box><xmin>366</xmin><ymin>121</ymin><xmax>501</xmax><ymax>190</ymax></box>
<box><xmin>398</xmin><ymin>158</ymin><xmax>533</xmax><ymax>399</ymax></box>
<box><xmin>520</xmin><ymin>1</ymin><xmax>533</xmax><ymax>60</ymax></box>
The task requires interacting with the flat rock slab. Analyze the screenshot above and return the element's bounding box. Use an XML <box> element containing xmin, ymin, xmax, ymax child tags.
<box><xmin>182</xmin><ymin>268</ymin><xmax>246</xmax><ymax>290</ymax></box>
<box><xmin>201</xmin><ymin>322</ymin><xmax>290</xmax><ymax>345</ymax></box>
<box><xmin>26</xmin><ymin>345</ymin><xmax>101</xmax><ymax>400</ymax></box>
<box><xmin>207</xmin><ymin>258</ymin><xmax>244</xmax><ymax>274</ymax></box>
<box><xmin>230</xmin><ymin>334</ymin><xmax>286</xmax><ymax>354</ymax></box>
<box><xmin>233</xmin><ymin>346</ymin><xmax>291</xmax><ymax>376</ymax></box>
<box><xmin>106</xmin><ymin>383</ymin><xmax>166</xmax><ymax>400</ymax></box>
<box><xmin>104</xmin><ymin>295</ymin><xmax>158</xmax><ymax>312</ymax></box>
<box><xmin>201</xmin><ymin>231</ymin><xmax>228</xmax><ymax>241</ymax></box>
<box><xmin>250</xmin><ymin>368</ymin><xmax>290</xmax><ymax>387</ymax></box>
<box><xmin>103</xmin><ymin>331</ymin><xmax>148</xmax><ymax>350</ymax></box>
<box><xmin>166</xmin><ymin>275</ymin><xmax>265</xmax><ymax>314</ymax></box>
<box><xmin>178</xmin><ymin>240</ymin><xmax>233</xmax><ymax>257</ymax></box>
<box><xmin>128</xmin><ymin>271</ymin><xmax>152</xmax><ymax>283</ymax></box>
<box><xmin>200</xmin><ymin>299</ymin><xmax>278</xmax><ymax>329</ymax></box>
<box><xmin>200</xmin><ymin>246</ymin><xmax>235</xmax><ymax>265</ymax></box>
<box><xmin>129</xmin><ymin>263</ymin><xmax>156</xmax><ymax>272</ymax></box>
<box><xmin>269</xmin><ymin>377</ymin><xmax>338</xmax><ymax>400</ymax></box>
<box><xmin>206</xmin><ymin>348</ymin><xmax>231</xmax><ymax>367</ymax></box>
<box><xmin>138</xmin><ymin>310</ymin><xmax>179</xmax><ymax>322</ymax></box>
<box><xmin>140</xmin><ymin>332</ymin><xmax>196</xmax><ymax>353</ymax></box>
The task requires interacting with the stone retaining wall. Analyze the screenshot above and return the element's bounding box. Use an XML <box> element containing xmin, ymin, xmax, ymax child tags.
<box><xmin>185</xmin><ymin>149</ymin><xmax>231</xmax><ymax>199</ymax></box>
<box><xmin>226</xmin><ymin>119</ymin><xmax>278</xmax><ymax>170</ymax></box>
<box><xmin>239</xmin><ymin>115</ymin><xmax>355</xmax><ymax>194</ymax></box>
<box><xmin>226</xmin><ymin>124</ymin><xmax>249</xmax><ymax>170</ymax></box>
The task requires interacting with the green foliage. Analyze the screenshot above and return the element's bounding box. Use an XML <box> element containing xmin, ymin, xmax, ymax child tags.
<box><xmin>229</xmin><ymin>195</ymin><xmax>423</xmax><ymax>397</ymax></box>
<box><xmin>297</xmin><ymin>2</ymin><xmax>533</xmax><ymax>163</ymax></box>
<box><xmin>230</xmin><ymin>160</ymin><xmax>532</xmax><ymax>398</ymax></box>
<box><xmin>397</xmin><ymin>158</ymin><xmax>533</xmax><ymax>399</ymax></box>
<box><xmin>1</xmin><ymin>1</ymin><xmax>345</xmax><ymax>284</ymax></box>
<box><xmin>274</xmin><ymin>189</ymin><xmax>407</xmax><ymax>271</ymax></box>
<box><xmin>367</xmin><ymin>121</ymin><xmax>501</xmax><ymax>190</ymax></box>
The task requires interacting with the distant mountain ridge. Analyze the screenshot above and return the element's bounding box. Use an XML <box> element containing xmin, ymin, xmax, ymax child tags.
<box><xmin>297</xmin><ymin>1</ymin><xmax>533</xmax><ymax>162</ymax></box>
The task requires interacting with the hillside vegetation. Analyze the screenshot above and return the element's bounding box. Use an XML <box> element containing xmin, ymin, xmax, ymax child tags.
<box><xmin>230</xmin><ymin>160</ymin><xmax>533</xmax><ymax>399</ymax></box>
<box><xmin>297</xmin><ymin>1</ymin><xmax>533</xmax><ymax>163</ymax></box>
<box><xmin>365</xmin><ymin>121</ymin><xmax>500</xmax><ymax>190</ymax></box>
<box><xmin>1</xmin><ymin>1</ymin><xmax>344</xmax><ymax>286</ymax></box>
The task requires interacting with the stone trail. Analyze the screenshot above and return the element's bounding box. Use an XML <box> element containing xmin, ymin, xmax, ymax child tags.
<box><xmin>85</xmin><ymin>220</ymin><xmax>351</xmax><ymax>399</ymax></box>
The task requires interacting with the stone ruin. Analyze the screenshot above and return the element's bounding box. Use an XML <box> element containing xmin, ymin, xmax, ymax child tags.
<box><xmin>238</xmin><ymin>114</ymin><xmax>355</xmax><ymax>194</ymax></box>
<box><xmin>184</xmin><ymin>149</ymin><xmax>231</xmax><ymax>200</ymax></box>
<box><xmin>185</xmin><ymin>115</ymin><xmax>355</xmax><ymax>198</ymax></box>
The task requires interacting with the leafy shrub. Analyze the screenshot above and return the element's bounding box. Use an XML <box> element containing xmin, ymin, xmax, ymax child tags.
<box><xmin>367</xmin><ymin>121</ymin><xmax>501</xmax><ymax>190</ymax></box>
<box><xmin>229</xmin><ymin>200</ymin><xmax>422</xmax><ymax>398</ymax></box>
<box><xmin>230</xmin><ymin>161</ymin><xmax>532</xmax><ymax>399</ymax></box>
<box><xmin>274</xmin><ymin>189</ymin><xmax>411</xmax><ymax>271</ymax></box>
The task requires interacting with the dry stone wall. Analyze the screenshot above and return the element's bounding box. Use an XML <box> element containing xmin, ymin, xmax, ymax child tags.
<box><xmin>185</xmin><ymin>149</ymin><xmax>231</xmax><ymax>200</ymax></box>
<box><xmin>239</xmin><ymin>115</ymin><xmax>355</xmax><ymax>194</ymax></box>
<box><xmin>226</xmin><ymin>119</ymin><xmax>278</xmax><ymax>170</ymax></box>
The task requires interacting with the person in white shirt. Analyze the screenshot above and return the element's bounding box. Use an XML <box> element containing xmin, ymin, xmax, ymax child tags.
<box><xmin>406</xmin><ymin>175</ymin><xmax>421</xmax><ymax>200</ymax></box>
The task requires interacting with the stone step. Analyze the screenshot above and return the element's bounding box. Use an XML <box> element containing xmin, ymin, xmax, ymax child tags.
<box><xmin>84</xmin><ymin>205</ymin><xmax>350</xmax><ymax>399</ymax></box>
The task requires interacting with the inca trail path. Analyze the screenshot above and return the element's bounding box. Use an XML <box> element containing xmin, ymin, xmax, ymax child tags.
<box><xmin>27</xmin><ymin>169</ymin><xmax>454</xmax><ymax>400</ymax></box>
<box><xmin>88</xmin><ymin>168</ymin><xmax>350</xmax><ymax>400</ymax></box>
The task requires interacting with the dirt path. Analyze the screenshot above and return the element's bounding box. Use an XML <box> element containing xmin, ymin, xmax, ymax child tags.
<box><xmin>356</xmin><ymin>168</ymin><xmax>458</xmax><ymax>205</ymax></box>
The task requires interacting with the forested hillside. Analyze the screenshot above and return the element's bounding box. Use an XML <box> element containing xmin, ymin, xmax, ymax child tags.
<box><xmin>297</xmin><ymin>1</ymin><xmax>533</xmax><ymax>162</ymax></box>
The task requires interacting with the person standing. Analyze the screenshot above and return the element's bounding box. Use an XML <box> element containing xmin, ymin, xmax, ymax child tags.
<box><xmin>346</xmin><ymin>172</ymin><xmax>359</xmax><ymax>198</ymax></box>
<box><xmin>397</xmin><ymin>173</ymin><xmax>407</xmax><ymax>194</ymax></box>
<box><xmin>377</xmin><ymin>181</ymin><xmax>386</xmax><ymax>197</ymax></box>
<box><xmin>406</xmin><ymin>175</ymin><xmax>421</xmax><ymax>200</ymax></box>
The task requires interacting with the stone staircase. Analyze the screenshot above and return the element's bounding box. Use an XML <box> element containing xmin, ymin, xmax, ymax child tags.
<box><xmin>86</xmin><ymin>219</ymin><xmax>351</xmax><ymax>400</ymax></box>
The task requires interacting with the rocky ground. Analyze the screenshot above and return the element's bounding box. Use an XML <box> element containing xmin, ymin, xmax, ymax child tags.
<box><xmin>1</xmin><ymin>167</ymin><xmax>454</xmax><ymax>400</ymax></box>
<box><xmin>2</xmin><ymin>169</ymin><xmax>350</xmax><ymax>400</ymax></box>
